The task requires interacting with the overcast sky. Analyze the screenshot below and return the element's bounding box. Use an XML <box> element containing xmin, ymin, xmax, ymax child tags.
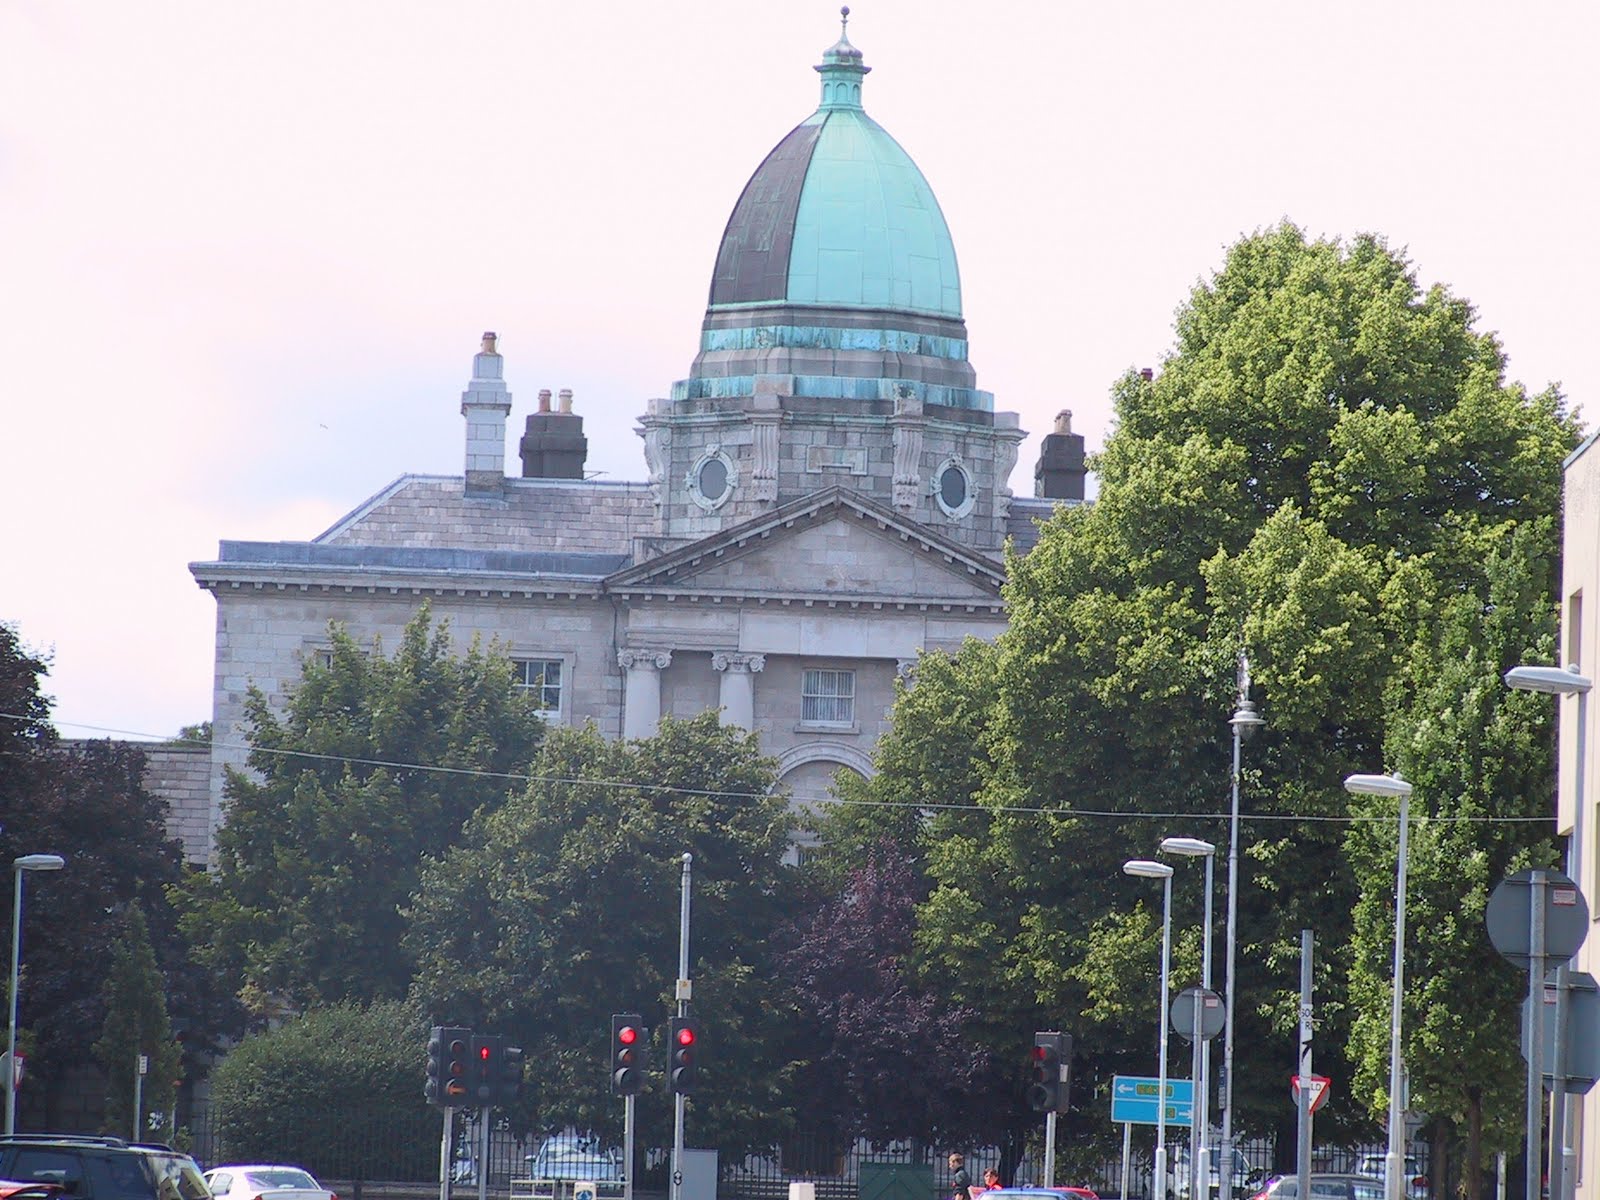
<box><xmin>2</xmin><ymin>0</ymin><xmax>1595</xmax><ymax>742</ymax></box>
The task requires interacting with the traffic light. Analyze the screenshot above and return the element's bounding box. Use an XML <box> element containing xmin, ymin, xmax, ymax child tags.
<box><xmin>668</xmin><ymin>1016</ymin><xmax>698</xmax><ymax>1096</ymax></box>
<box><xmin>1027</xmin><ymin>1031</ymin><xmax>1070</xmax><ymax>1113</ymax></box>
<box><xmin>472</xmin><ymin>1034</ymin><xmax>503</xmax><ymax>1105</ymax></box>
<box><xmin>427</xmin><ymin>1026</ymin><xmax>473</xmax><ymax>1108</ymax></box>
<box><xmin>611</xmin><ymin>1013</ymin><xmax>644</xmax><ymax>1096</ymax></box>
<box><xmin>500</xmin><ymin>1043</ymin><xmax>526</xmax><ymax>1106</ymax></box>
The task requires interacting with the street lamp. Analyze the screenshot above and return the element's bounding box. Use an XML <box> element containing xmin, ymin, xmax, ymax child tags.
<box><xmin>1505</xmin><ymin>663</ymin><xmax>1592</xmax><ymax>1200</ymax></box>
<box><xmin>7</xmin><ymin>853</ymin><xmax>65</xmax><ymax>1135</ymax></box>
<box><xmin>1162</xmin><ymin>837</ymin><xmax>1217</xmax><ymax>1200</ymax></box>
<box><xmin>1343</xmin><ymin>773</ymin><xmax>1413</xmax><ymax>1200</ymax></box>
<box><xmin>1221</xmin><ymin>662</ymin><xmax>1264</xmax><ymax>1197</ymax></box>
<box><xmin>1127</xmin><ymin>858</ymin><xmax>1176</xmax><ymax>1200</ymax></box>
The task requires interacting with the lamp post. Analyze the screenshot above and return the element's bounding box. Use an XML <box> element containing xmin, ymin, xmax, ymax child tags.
<box><xmin>1505</xmin><ymin>663</ymin><xmax>1592</xmax><ymax>1200</ymax></box>
<box><xmin>1221</xmin><ymin>656</ymin><xmax>1264</xmax><ymax>1198</ymax></box>
<box><xmin>1344</xmin><ymin>773</ymin><xmax>1413</xmax><ymax>1200</ymax></box>
<box><xmin>1127</xmin><ymin>858</ymin><xmax>1176</xmax><ymax>1200</ymax></box>
<box><xmin>1163</xmin><ymin>837</ymin><xmax>1217</xmax><ymax>1200</ymax></box>
<box><xmin>7</xmin><ymin>853</ymin><xmax>65</xmax><ymax>1135</ymax></box>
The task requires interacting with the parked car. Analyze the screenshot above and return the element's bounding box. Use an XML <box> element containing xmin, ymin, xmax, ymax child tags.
<box><xmin>1352</xmin><ymin>1155</ymin><xmax>1427</xmax><ymax>1200</ymax></box>
<box><xmin>0</xmin><ymin>1134</ymin><xmax>209</xmax><ymax>1200</ymax></box>
<box><xmin>204</xmin><ymin>1166</ymin><xmax>338</xmax><ymax>1200</ymax></box>
<box><xmin>1171</xmin><ymin>1146</ymin><xmax>1263</xmax><ymax>1199</ymax></box>
<box><xmin>983</xmin><ymin>1189</ymin><xmax>1099</xmax><ymax>1200</ymax></box>
<box><xmin>0</xmin><ymin>1183</ymin><xmax>63</xmax><ymax>1200</ymax></box>
<box><xmin>1249</xmin><ymin>1174</ymin><xmax>1381</xmax><ymax>1200</ymax></box>
<box><xmin>526</xmin><ymin>1137</ymin><xmax>623</xmax><ymax>1182</ymax></box>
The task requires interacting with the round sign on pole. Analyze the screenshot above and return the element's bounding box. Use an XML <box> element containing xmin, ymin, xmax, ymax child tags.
<box><xmin>1170</xmin><ymin>986</ymin><xmax>1225</xmax><ymax>1041</ymax></box>
<box><xmin>1487</xmin><ymin>869</ymin><xmax>1589</xmax><ymax>965</ymax></box>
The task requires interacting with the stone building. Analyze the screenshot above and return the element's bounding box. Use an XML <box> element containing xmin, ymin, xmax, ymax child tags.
<box><xmin>187</xmin><ymin>18</ymin><xmax>1086</xmax><ymax>863</ymax></box>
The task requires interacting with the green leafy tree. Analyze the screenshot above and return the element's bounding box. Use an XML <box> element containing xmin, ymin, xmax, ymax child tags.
<box><xmin>1345</xmin><ymin>524</ymin><xmax>1565</xmax><ymax>1198</ymax></box>
<box><xmin>0</xmin><ymin>621</ymin><xmax>217</xmax><ymax>1122</ymax></box>
<box><xmin>94</xmin><ymin>906</ymin><xmax>182</xmax><ymax>1137</ymax></box>
<box><xmin>176</xmin><ymin>605</ymin><xmax>548</xmax><ymax>1014</ymax></box>
<box><xmin>404</xmin><ymin>714</ymin><xmax>799</xmax><ymax>1161</ymax></box>
<box><xmin>208</xmin><ymin>1000</ymin><xmax>437</xmax><ymax>1181</ymax></box>
<box><xmin>824</xmin><ymin>222</ymin><xmax>1576</xmax><ymax>1163</ymax></box>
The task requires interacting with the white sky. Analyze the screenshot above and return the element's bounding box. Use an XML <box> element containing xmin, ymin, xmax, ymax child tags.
<box><xmin>2</xmin><ymin>1</ymin><xmax>1595</xmax><ymax>742</ymax></box>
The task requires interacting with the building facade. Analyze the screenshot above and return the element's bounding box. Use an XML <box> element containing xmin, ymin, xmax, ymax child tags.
<box><xmin>1560</xmin><ymin>430</ymin><xmax>1599</xmax><ymax>1200</ymax></box>
<box><xmin>187</xmin><ymin>19</ymin><xmax>1086</xmax><ymax>864</ymax></box>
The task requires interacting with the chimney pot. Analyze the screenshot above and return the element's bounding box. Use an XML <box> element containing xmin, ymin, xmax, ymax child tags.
<box><xmin>1139</xmin><ymin>367</ymin><xmax>1154</xmax><ymax>382</ymax></box>
<box><xmin>558</xmin><ymin>388</ymin><xmax>574</xmax><ymax>414</ymax></box>
<box><xmin>538</xmin><ymin>389</ymin><xmax>552</xmax><ymax>413</ymax></box>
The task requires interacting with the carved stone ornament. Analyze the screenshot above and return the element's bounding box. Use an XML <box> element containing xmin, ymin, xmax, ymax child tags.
<box><xmin>638</xmin><ymin>415</ymin><xmax>673</xmax><ymax>508</ymax></box>
<box><xmin>750</xmin><ymin>396</ymin><xmax>780</xmax><ymax>505</ymax></box>
<box><xmin>618</xmin><ymin>648</ymin><xmax>673</xmax><ymax>672</ymax></box>
<box><xmin>712</xmin><ymin>652</ymin><xmax>767</xmax><ymax>673</ymax></box>
<box><xmin>891</xmin><ymin>393</ymin><xmax>925</xmax><ymax>513</ymax></box>
<box><xmin>993</xmin><ymin>436</ymin><xmax>1021</xmax><ymax>520</ymax></box>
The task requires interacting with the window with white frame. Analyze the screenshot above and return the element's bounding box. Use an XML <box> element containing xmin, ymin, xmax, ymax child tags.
<box><xmin>514</xmin><ymin>658</ymin><xmax>564</xmax><ymax>719</ymax></box>
<box><xmin>801</xmin><ymin>668</ymin><xmax>855</xmax><ymax>725</ymax></box>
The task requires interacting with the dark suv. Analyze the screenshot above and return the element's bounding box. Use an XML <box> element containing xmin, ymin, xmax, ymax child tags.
<box><xmin>0</xmin><ymin>1135</ymin><xmax>210</xmax><ymax>1200</ymax></box>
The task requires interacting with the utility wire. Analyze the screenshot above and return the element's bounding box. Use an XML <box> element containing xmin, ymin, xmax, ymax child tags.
<box><xmin>0</xmin><ymin>710</ymin><xmax>1558</xmax><ymax>825</ymax></box>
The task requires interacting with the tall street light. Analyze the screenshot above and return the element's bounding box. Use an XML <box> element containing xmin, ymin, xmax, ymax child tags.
<box><xmin>1344</xmin><ymin>772</ymin><xmax>1413</xmax><ymax>1200</ymax></box>
<box><xmin>1127</xmin><ymin>858</ymin><xmax>1176</xmax><ymax>1200</ymax></box>
<box><xmin>1163</xmin><ymin>836</ymin><xmax>1217</xmax><ymax>1200</ymax></box>
<box><xmin>1221</xmin><ymin>656</ymin><xmax>1264</xmax><ymax>1196</ymax></box>
<box><xmin>7</xmin><ymin>853</ymin><xmax>65</xmax><ymax>1135</ymax></box>
<box><xmin>1505</xmin><ymin>662</ymin><xmax>1592</xmax><ymax>1200</ymax></box>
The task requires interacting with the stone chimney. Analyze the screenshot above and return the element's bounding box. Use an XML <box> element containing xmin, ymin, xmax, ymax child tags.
<box><xmin>1033</xmin><ymin>409</ymin><xmax>1086</xmax><ymax>500</ymax></box>
<box><xmin>520</xmin><ymin>387</ymin><xmax>588</xmax><ymax>479</ymax></box>
<box><xmin>461</xmin><ymin>332</ymin><xmax>512</xmax><ymax>496</ymax></box>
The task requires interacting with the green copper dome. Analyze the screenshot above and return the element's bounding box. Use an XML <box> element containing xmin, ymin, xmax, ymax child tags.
<box><xmin>708</xmin><ymin>13</ymin><xmax>962</xmax><ymax>319</ymax></box>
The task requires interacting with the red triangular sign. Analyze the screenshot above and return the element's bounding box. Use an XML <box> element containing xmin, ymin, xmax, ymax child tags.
<box><xmin>1291</xmin><ymin>1074</ymin><xmax>1331</xmax><ymax>1113</ymax></box>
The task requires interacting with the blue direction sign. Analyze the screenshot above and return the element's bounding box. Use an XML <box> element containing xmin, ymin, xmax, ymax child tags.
<box><xmin>1110</xmin><ymin>1074</ymin><xmax>1194</xmax><ymax>1125</ymax></box>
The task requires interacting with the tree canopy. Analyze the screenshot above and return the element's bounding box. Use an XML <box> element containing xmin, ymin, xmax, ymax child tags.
<box><xmin>404</xmin><ymin>713</ymin><xmax>800</xmax><ymax>1160</ymax></box>
<box><xmin>817</xmin><ymin>222</ymin><xmax>1578</xmax><ymax>1181</ymax></box>
<box><xmin>175</xmin><ymin>605</ymin><xmax>549</xmax><ymax>1015</ymax></box>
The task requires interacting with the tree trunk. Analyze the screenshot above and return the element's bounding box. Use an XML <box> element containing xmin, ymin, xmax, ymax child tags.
<box><xmin>1464</xmin><ymin>1088</ymin><xmax>1484</xmax><ymax>1200</ymax></box>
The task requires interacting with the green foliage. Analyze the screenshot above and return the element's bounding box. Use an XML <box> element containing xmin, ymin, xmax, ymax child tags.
<box><xmin>175</xmin><ymin>604</ymin><xmax>547</xmax><ymax>1014</ymax></box>
<box><xmin>93</xmin><ymin>906</ymin><xmax>182</xmax><ymax>1137</ymax></box>
<box><xmin>820</xmin><ymin>222</ymin><xmax>1578</xmax><ymax>1163</ymax></box>
<box><xmin>404</xmin><ymin>713</ymin><xmax>799</xmax><ymax>1160</ymax></box>
<box><xmin>208</xmin><ymin>1000</ymin><xmax>437</xmax><ymax>1181</ymax></box>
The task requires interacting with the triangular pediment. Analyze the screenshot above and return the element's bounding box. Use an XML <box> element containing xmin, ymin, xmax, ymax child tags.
<box><xmin>604</xmin><ymin>488</ymin><xmax>1006</xmax><ymax>605</ymax></box>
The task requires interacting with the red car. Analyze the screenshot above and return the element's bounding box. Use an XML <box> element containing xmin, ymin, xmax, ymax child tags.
<box><xmin>0</xmin><ymin>1183</ymin><xmax>64</xmax><ymax>1200</ymax></box>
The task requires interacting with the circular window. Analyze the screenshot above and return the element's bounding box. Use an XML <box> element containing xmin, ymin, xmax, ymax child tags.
<box><xmin>933</xmin><ymin>457</ymin><xmax>975</xmax><ymax>518</ymax></box>
<box><xmin>687</xmin><ymin>447</ymin><xmax>737</xmax><ymax>511</ymax></box>
<box><xmin>939</xmin><ymin>465</ymin><xmax>967</xmax><ymax>510</ymax></box>
<box><xmin>698</xmin><ymin>457</ymin><xmax>729</xmax><ymax>502</ymax></box>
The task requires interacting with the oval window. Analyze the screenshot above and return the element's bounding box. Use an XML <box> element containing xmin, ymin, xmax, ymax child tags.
<box><xmin>939</xmin><ymin>465</ymin><xmax>967</xmax><ymax>510</ymax></box>
<box><xmin>698</xmin><ymin>457</ymin><xmax>729</xmax><ymax>502</ymax></box>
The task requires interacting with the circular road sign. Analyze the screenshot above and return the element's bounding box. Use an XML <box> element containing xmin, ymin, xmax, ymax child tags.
<box><xmin>1487</xmin><ymin>869</ymin><xmax>1588</xmax><ymax>966</ymax></box>
<box><xmin>1170</xmin><ymin>986</ymin><xmax>1225</xmax><ymax>1041</ymax></box>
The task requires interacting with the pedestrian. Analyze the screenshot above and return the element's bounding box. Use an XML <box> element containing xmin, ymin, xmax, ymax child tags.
<box><xmin>981</xmin><ymin>1169</ymin><xmax>1002</xmax><ymax>1193</ymax></box>
<box><xmin>950</xmin><ymin>1154</ymin><xmax>972</xmax><ymax>1200</ymax></box>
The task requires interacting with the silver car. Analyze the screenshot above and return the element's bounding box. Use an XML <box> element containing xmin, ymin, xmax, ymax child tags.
<box><xmin>1250</xmin><ymin>1175</ymin><xmax>1381</xmax><ymax>1200</ymax></box>
<box><xmin>204</xmin><ymin>1167</ymin><xmax>338</xmax><ymax>1200</ymax></box>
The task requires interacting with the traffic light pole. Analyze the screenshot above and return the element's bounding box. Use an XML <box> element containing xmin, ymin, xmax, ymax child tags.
<box><xmin>437</xmin><ymin>1107</ymin><xmax>452</xmax><ymax>1200</ymax></box>
<box><xmin>624</xmin><ymin>1094</ymin><xmax>637</xmax><ymax>1200</ymax></box>
<box><xmin>1044</xmin><ymin>1111</ymin><xmax>1057</xmax><ymax>1187</ymax></box>
<box><xmin>672</xmin><ymin>853</ymin><xmax>693</xmax><ymax>1200</ymax></box>
<box><xmin>478</xmin><ymin>1110</ymin><xmax>491</xmax><ymax>1200</ymax></box>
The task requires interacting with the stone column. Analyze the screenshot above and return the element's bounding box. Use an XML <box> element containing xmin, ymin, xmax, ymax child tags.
<box><xmin>618</xmin><ymin>648</ymin><xmax>672</xmax><ymax>739</ymax></box>
<box><xmin>712</xmin><ymin>652</ymin><xmax>766</xmax><ymax>729</ymax></box>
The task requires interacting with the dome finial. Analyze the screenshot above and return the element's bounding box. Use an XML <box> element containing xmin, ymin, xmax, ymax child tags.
<box><xmin>816</xmin><ymin>4</ymin><xmax>869</xmax><ymax>109</ymax></box>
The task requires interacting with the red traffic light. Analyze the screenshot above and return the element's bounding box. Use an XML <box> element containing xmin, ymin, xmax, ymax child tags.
<box><xmin>480</xmin><ymin>1045</ymin><xmax>491</xmax><ymax>1061</ymax></box>
<box><xmin>618</xmin><ymin>1025</ymin><xmax>638</xmax><ymax>1045</ymax></box>
<box><xmin>676</xmin><ymin>1025</ymin><xmax>696</xmax><ymax>1047</ymax></box>
<box><xmin>1031</xmin><ymin>1045</ymin><xmax>1048</xmax><ymax>1061</ymax></box>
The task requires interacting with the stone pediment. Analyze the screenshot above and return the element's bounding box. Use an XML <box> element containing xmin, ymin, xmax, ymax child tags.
<box><xmin>604</xmin><ymin>487</ymin><xmax>1005</xmax><ymax>606</ymax></box>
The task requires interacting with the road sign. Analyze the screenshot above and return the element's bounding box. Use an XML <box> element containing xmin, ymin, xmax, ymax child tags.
<box><xmin>1487</xmin><ymin>869</ymin><xmax>1588</xmax><ymax>965</ymax></box>
<box><xmin>1290</xmin><ymin>1074</ymin><xmax>1331</xmax><ymax>1113</ymax></box>
<box><xmin>1171</xmin><ymin>987</ymin><xmax>1224</xmax><ymax>1041</ymax></box>
<box><xmin>1522</xmin><ymin>968</ymin><xmax>1600</xmax><ymax>1093</ymax></box>
<box><xmin>1110</xmin><ymin>1074</ymin><xmax>1193</xmax><ymax>1125</ymax></box>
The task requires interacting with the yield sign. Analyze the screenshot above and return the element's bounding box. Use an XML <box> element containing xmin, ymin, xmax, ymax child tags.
<box><xmin>1291</xmin><ymin>1074</ymin><xmax>1331</xmax><ymax>1113</ymax></box>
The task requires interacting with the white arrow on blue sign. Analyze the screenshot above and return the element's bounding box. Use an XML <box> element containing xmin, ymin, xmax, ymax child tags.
<box><xmin>1110</xmin><ymin>1074</ymin><xmax>1194</xmax><ymax>1125</ymax></box>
